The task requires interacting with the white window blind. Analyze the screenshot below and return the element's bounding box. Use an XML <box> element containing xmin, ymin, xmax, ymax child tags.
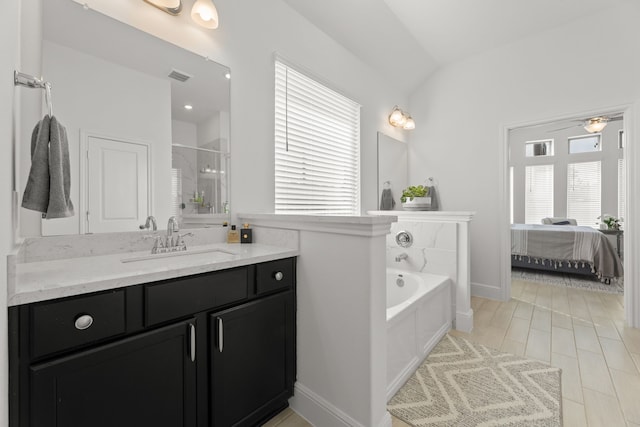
<box><xmin>274</xmin><ymin>61</ymin><xmax>361</xmax><ymax>215</ymax></box>
<box><xmin>567</xmin><ymin>161</ymin><xmax>601</xmax><ymax>227</ymax></box>
<box><xmin>618</xmin><ymin>158</ymin><xmax>625</xmax><ymax>222</ymax></box>
<box><xmin>525</xmin><ymin>165</ymin><xmax>554</xmax><ymax>224</ymax></box>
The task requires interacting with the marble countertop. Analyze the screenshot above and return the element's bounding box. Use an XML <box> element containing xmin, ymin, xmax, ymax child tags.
<box><xmin>9</xmin><ymin>243</ymin><xmax>298</xmax><ymax>306</ymax></box>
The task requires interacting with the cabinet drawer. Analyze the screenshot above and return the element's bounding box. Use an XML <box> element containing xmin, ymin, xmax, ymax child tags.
<box><xmin>145</xmin><ymin>267</ymin><xmax>248</xmax><ymax>326</ymax></box>
<box><xmin>31</xmin><ymin>290</ymin><xmax>126</xmax><ymax>359</ymax></box>
<box><xmin>256</xmin><ymin>258</ymin><xmax>295</xmax><ymax>295</ymax></box>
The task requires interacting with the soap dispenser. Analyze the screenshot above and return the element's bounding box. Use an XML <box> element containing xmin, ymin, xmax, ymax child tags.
<box><xmin>227</xmin><ymin>225</ymin><xmax>240</xmax><ymax>243</ymax></box>
<box><xmin>241</xmin><ymin>223</ymin><xmax>252</xmax><ymax>244</ymax></box>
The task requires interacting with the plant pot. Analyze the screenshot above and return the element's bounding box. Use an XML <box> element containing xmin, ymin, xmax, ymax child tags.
<box><xmin>402</xmin><ymin>197</ymin><xmax>432</xmax><ymax>211</ymax></box>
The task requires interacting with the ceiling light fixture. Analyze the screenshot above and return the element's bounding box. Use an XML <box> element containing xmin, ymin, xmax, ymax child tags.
<box><xmin>191</xmin><ymin>0</ymin><xmax>219</xmax><ymax>29</ymax></box>
<box><xmin>143</xmin><ymin>0</ymin><xmax>183</xmax><ymax>16</ymax></box>
<box><xmin>184</xmin><ymin>104</ymin><xmax>193</xmax><ymax>110</ymax></box>
<box><xmin>584</xmin><ymin>117</ymin><xmax>608</xmax><ymax>133</ymax></box>
<box><xmin>388</xmin><ymin>105</ymin><xmax>415</xmax><ymax>130</ymax></box>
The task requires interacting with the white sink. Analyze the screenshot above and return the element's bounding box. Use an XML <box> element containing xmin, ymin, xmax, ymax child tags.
<box><xmin>121</xmin><ymin>247</ymin><xmax>238</xmax><ymax>263</ymax></box>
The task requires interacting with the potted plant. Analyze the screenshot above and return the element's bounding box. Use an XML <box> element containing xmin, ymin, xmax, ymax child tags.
<box><xmin>598</xmin><ymin>214</ymin><xmax>622</xmax><ymax>230</ymax></box>
<box><xmin>401</xmin><ymin>185</ymin><xmax>431</xmax><ymax>210</ymax></box>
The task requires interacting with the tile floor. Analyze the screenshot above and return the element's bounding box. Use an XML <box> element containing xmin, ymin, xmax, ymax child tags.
<box><xmin>268</xmin><ymin>278</ymin><xmax>638</xmax><ymax>427</ymax></box>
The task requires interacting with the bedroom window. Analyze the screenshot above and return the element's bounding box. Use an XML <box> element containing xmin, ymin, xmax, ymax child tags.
<box><xmin>525</xmin><ymin>139</ymin><xmax>553</xmax><ymax>157</ymax></box>
<box><xmin>525</xmin><ymin>165</ymin><xmax>554</xmax><ymax>224</ymax></box>
<box><xmin>567</xmin><ymin>161</ymin><xmax>601</xmax><ymax>227</ymax></box>
<box><xmin>274</xmin><ymin>60</ymin><xmax>361</xmax><ymax>215</ymax></box>
<box><xmin>568</xmin><ymin>134</ymin><xmax>601</xmax><ymax>154</ymax></box>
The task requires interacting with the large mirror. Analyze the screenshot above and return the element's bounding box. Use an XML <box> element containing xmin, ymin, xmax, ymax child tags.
<box><xmin>20</xmin><ymin>0</ymin><xmax>230</xmax><ymax>236</ymax></box>
<box><xmin>376</xmin><ymin>132</ymin><xmax>407</xmax><ymax>211</ymax></box>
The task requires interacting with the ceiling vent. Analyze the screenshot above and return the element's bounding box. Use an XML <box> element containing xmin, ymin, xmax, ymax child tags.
<box><xmin>168</xmin><ymin>69</ymin><xmax>192</xmax><ymax>82</ymax></box>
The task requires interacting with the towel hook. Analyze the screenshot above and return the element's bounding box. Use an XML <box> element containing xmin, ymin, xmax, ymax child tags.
<box><xmin>383</xmin><ymin>180</ymin><xmax>391</xmax><ymax>189</ymax></box>
<box><xmin>44</xmin><ymin>82</ymin><xmax>53</xmax><ymax>117</ymax></box>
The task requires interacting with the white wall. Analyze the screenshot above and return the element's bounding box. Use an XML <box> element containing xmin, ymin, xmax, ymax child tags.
<box><xmin>74</xmin><ymin>0</ymin><xmax>408</xmax><ymax>217</ymax></box>
<box><xmin>408</xmin><ymin>2</ymin><xmax>640</xmax><ymax>298</ymax></box>
<box><xmin>0</xmin><ymin>0</ymin><xmax>20</xmax><ymax>423</ymax></box>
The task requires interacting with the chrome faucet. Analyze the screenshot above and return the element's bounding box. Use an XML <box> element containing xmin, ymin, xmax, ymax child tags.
<box><xmin>139</xmin><ymin>215</ymin><xmax>157</xmax><ymax>231</ymax></box>
<box><xmin>395</xmin><ymin>253</ymin><xmax>408</xmax><ymax>262</ymax></box>
<box><xmin>166</xmin><ymin>216</ymin><xmax>179</xmax><ymax>247</ymax></box>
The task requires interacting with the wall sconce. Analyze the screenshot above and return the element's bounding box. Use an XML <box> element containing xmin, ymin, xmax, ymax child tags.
<box><xmin>389</xmin><ymin>106</ymin><xmax>415</xmax><ymax>130</ymax></box>
<box><xmin>583</xmin><ymin>117</ymin><xmax>608</xmax><ymax>133</ymax></box>
<box><xmin>191</xmin><ymin>0</ymin><xmax>219</xmax><ymax>29</ymax></box>
<box><xmin>143</xmin><ymin>0</ymin><xmax>183</xmax><ymax>16</ymax></box>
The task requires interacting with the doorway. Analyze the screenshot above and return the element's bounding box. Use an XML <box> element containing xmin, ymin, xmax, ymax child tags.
<box><xmin>499</xmin><ymin>106</ymin><xmax>635</xmax><ymax>324</ymax></box>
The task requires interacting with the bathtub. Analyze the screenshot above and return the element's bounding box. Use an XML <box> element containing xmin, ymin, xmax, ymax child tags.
<box><xmin>386</xmin><ymin>268</ymin><xmax>452</xmax><ymax>400</ymax></box>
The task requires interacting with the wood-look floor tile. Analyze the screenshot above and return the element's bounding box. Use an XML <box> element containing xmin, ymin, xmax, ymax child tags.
<box><xmin>531</xmin><ymin>307</ymin><xmax>552</xmax><ymax>332</ymax></box>
<box><xmin>551</xmin><ymin>353</ymin><xmax>583</xmax><ymax>403</ymax></box>
<box><xmin>525</xmin><ymin>328</ymin><xmax>551</xmax><ymax>363</ymax></box>
<box><xmin>551</xmin><ymin>326</ymin><xmax>576</xmax><ymax>357</ymax></box>
<box><xmin>577</xmin><ymin>349</ymin><xmax>615</xmax><ymax>396</ymax></box>
<box><xmin>501</xmin><ymin>338</ymin><xmax>526</xmax><ymax>356</ymax></box>
<box><xmin>262</xmin><ymin>408</ymin><xmax>294</xmax><ymax>427</ymax></box>
<box><xmin>609</xmin><ymin>369</ymin><xmax>640</xmax><ymax>425</ymax></box>
<box><xmin>275</xmin><ymin>411</ymin><xmax>312</xmax><ymax>427</ymax></box>
<box><xmin>592</xmin><ymin>315</ymin><xmax>621</xmax><ymax>340</ymax></box>
<box><xmin>391</xmin><ymin>416</ymin><xmax>412</xmax><ymax>427</ymax></box>
<box><xmin>551</xmin><ymin>310</ymin><xmax>573</xmax><ymax>330</ymax></box>
<box><xmin>599</xmin><ymin>337</ymin><xmax>638</xmax><ymax>374</ymax></box>
<box><xmin>505</xmin><ymin>316</ymin><xmax>530</xmax><ymax>343</ymax></box>
<box><xmin>582</xmin><ymin>388</ymin><xmax>626</xmax><ymax>427</ymax></box>
<box><xmin>573</xmin><ymin>324</ymin><xmax>602</xmax><ymax>354</ymax></box>
<box><xmin>513</xmin><ymin>301</ymin><xmax>534</xmax><ymax>320</ymax></box>
<box><xmin>562</xmin><ymin>399</ymin><xmax>587</xmax><ymax>427</ymax></box>
<box><xmin>617</xmin><ymin>326</ymin><xmax>640</xmax><ymax>354</ymax></box>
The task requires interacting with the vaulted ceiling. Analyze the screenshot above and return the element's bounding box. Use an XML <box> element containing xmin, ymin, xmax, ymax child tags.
<box><xmin>283</xmin><ymin>0</ymin><xmax>631</xmax><ymax>94</ymax></box>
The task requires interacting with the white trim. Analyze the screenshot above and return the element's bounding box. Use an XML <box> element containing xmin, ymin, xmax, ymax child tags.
<box><xmin>624</xmin><ymin>102</ymin><xmax>639</xmax><ymax>327</ymax></box>
<box><xmin>368</xmin><ymin>210</ymin><xmax>475</xmax><ymax>223</ymax></box>
<box><xmin>471</xmin><ymin>282</ymin><xmax>503</xmax><ymax>300</ymax></box>
<box><xmin>499</xmin><ymin>104</ymin><xmax>637</xmax><ymax>325</ymax></box>
<box><xmin>79</xmin><ymin>130</ymin><xmax>153</xmax><ymax>234</ymax></box>
<box><xmin>291</xmin><ymin>383</ymin><xmax>369</xmax><ymax>427</ymax></box>
<box><xmin>237</xmin><ymin>213</ymin><xmax>396</xmax><ymax>237</ymax></box>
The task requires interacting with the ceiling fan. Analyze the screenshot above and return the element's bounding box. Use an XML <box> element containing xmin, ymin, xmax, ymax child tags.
<box><xmin>548</xmin><ymin>114</ymin><xmax>623</xmax><ymax>133</ymax></box>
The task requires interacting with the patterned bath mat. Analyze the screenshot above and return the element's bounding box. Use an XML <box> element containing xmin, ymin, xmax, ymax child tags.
<box><xmin>512</xmin><ymin>268</ymin><xmax>624</xmax><ymax>295</ymax></box>
<box><xmin>388</xmin><ymin>335</ymin><xmax>561</xmax><ymax>427</ymax></box>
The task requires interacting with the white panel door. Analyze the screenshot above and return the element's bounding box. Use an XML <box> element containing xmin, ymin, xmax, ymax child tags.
<box><xmin>87</xmin><ymin>135</ymin><xmax>149</xmax><ymax>233</ymax></box>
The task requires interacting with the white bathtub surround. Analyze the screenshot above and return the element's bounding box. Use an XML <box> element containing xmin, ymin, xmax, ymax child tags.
<box><xmin>368</xmin><ymin>211</ymin><xmax>475</xmax><ymax>332</ymax></box>
<box><xmin>238</xmin><ymin>213</ymin><xmax>396</xmax><ymax>427</ymax></box>
<box><xmin>386</xmin><ymin>269</ymin><xmax>451</xmax><ymax>400</ymax></box>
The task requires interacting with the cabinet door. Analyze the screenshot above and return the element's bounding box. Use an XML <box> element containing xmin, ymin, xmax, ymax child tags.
<box><xmin>30</xmin><ymin>320</ymin><xmax>197</xmax><ymax>427</ymax></box>
<box><xmin>210</xmin><ymin>292</ymin><xmax>294</xmax><ymax>426</ymax></box>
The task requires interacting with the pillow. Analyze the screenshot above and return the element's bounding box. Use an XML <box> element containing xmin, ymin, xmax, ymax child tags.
<box><xmin>552</xmin><ymin>220</ymin><xmax>571</xmax><ymax>225</ymax></box>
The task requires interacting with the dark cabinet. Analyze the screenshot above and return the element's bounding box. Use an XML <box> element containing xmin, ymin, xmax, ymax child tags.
<box><xmin>30</xmin><ymin>320</ymin><xmax>197</xmax><ymax>427</ymax></box>
<box><xmin>9</xmin><ymin>257</ymin><xmax>296</xmax><ymax>427</ymax></box>
<box><xmin>210</xmin><ymin>291</ymin><xmax>295</xmax><ymax>426</ymax></box>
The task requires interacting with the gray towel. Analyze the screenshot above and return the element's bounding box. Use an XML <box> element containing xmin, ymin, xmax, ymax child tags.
<box><xmin>380</xmin><ymin>188</ymin><xmax>395</xmax><ymax>210</ymax></box>
<box><xmin>22</xmin><ymin>116</ymin><xmax>51</xmax><ymax>213</ymax></box>
<box><xmin>21</xmin><ymin>115</ymin><xmax>74</xmax><ymax>218</ymax></box>
<box><xmin>46</xmin><ymin>116</ymin><xmax>74</xmax><ymax>218</ymax></box>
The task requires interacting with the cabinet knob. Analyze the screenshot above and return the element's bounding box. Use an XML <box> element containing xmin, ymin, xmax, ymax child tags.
<box><xmin>274</xmin><ymin>271</ymin><xmax>284</xmax><ymax>281</ymax></box>
<box><xmin>74</xmin><ymin>314</ymin><xmax>94</xmax><ymax>330</ymax></box>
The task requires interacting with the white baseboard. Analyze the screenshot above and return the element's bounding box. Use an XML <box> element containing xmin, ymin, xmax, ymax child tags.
<box><xmin>470</xmin><ymin>282</ymin><xmax>503</xmax><ymax>300</ymax></box>
<box><xmin>291</xmin><ymin>382</ymin><xmax>387</xmax><ymax>427</ymax></box>
<box><xmin>455</xmin><ymin>309</ymin><xmax>474</xmax><ymax>333</ymax></box>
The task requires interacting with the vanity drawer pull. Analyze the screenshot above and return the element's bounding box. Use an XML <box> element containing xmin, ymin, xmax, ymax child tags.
<box><xmin>74</xmin><ymin>314</ymin><xmax>94</xmax><ymax>330</ymax></box>
<box><xmin>274</xmin><ymin>271</ymin><xmax>284</xmax><ymax>281</ymax></box>
<box><xmin>255</xmin><ymin>258</ymin><xmax>294</xmax><ymax>295</ymax></box>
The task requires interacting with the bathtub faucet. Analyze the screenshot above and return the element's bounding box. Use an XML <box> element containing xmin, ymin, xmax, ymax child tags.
<box><xmin>395</xmin><ymin>253</ymin><xmax>408</xmax><ymax>262</ymax></box>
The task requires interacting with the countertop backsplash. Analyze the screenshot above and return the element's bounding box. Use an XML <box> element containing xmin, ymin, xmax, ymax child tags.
<box><xmin>16</xmin><ymin>227</ymin><xmax>228</xmax><ymax>263</ymax></box>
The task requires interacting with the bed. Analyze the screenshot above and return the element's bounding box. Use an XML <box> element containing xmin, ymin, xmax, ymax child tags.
<box><xmin>511</xmin><ymin>223</ymin><xmax>623</xmax><ymax>282</ymax></box>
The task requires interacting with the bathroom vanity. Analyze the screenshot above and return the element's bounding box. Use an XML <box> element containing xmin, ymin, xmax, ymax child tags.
<box><xmin>8</xmin><ymin>250</ymin><xmax>297</xmax><ymax>427</ymax></box>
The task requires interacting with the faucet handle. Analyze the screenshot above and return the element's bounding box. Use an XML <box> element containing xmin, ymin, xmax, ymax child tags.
<box><xmin>176</xmin><ymin>232</ymin><xmax>194</xmax><ymax>250</ymax></box>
